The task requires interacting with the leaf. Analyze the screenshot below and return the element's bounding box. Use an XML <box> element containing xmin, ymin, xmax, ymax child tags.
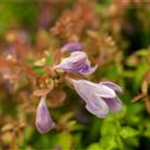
<box><xmin>47</xmin><ymin>54</ymin><xmax>53</xmax><ymax>65</ymax></box>
<box><xmin>53</xmin><ymin>49</ymin><xmax>62</xmax><ymax>65</ymax></box>
<box><xmin>23</xmin><ymin>66</ymin><xmax>36</xmax><ymax>78</ymax></box>
<box><xmin>59</xmin><ymin>131</ymin><xmax>72</xmax><ymax>150</ymax></box>
<box><xmin>136</xmin><ymin>49</ymin><xmax>149</xmax><ymax>57</ymax></box>
<box><xmin>119</xmin><ymin>126</ymin><xmax>139</xmax><ymax>139</ymax></box>
<box><xmin>58</xmin><ymin>113</ymin><xmax>74</xmax><ymax>124</ymax></box>
<box><xmin>45</xmin><ymin>66</ymin><xmax>56</xmax><ymax>77</ymax></box>
<box><xmin>23</xmin><ymin>126</ymin><xmax>33</xmax><ymax>144</ymax></box>
<box><xmin>33</xmin><ymin>88</ymin><xmax>51</xmax><ymax>97</ymax></box>
<box><xmin>133</xmin><ymin>63</ymin><xmax>149</xmax><ymax>92</ymax></box>
<box><xmin>33</xmin><ymin>67</ymin><xmax>45</xmax><ymax>74</ymax></box>
<box><xmin>101</xmin><ymin>116</ymin><xmax>121</xmax><ymax>136</ymax></box>
<box><xmin>99</xmin><ymin>135</ymin><xmax>120</xmax><ymax>150</ymax></box>
<box><xmin>87</xmin><ymin>143</ymin><xmax>101</xmax><ymax>150</ymax></box>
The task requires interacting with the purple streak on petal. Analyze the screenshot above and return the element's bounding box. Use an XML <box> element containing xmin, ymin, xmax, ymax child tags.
<box><xmin>35</xmin><ymin>96</ymin><xmax>54</xmax><ymax>133</ymax></box>
<box><xmin>71</xmin><ymin>52</ymin><xmax>88</xmax><ymax>71</ymax></box>
<box><xmin>54</xmin><ymin>51</ymin><xmax>88</xmax><ymax>73</ymax></box>
<box><xmin>103</xmin><ymin>97</ymin><xmax>122</xmax><ymax>112</ymax></box>
<box><xmin>79</xmin><ymin>65</ymin><xmax>98</xmax><ymax>75</ymax></box>
<box><xmin>99</xmin><ymin>81</ymin><xmax>123</xmax><ymax>93</ymax></box>
<box><xmin>61</xmin><ymin>42</ymin><xmax>84</xmax><ymax>52</ymax></box>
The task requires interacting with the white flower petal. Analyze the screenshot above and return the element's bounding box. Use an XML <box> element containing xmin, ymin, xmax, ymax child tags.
<box><xmin>85</xmin><ymin>96</ymin><xmax>109</xmax><ymax>118</ymax></box>
<box><xmin>99</xmin><ymin>81</ymin><xmax>123</xmax><ymax>93</ymax></box>
<box><xmin>72</xmin><ymin>80</ymin><xmax>116</xmax><ymax>98</ymax></box>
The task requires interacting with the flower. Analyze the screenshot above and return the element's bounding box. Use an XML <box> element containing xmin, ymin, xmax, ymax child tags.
<box><xmin>71</xmin><ymin>79</ymin><xmax>123</xmax><ymax>118</ymax></box>
<box><xmin>35</xmin><ymin>96</ymin><xmax>54</xmax><ymax>133</ymax></box>
<box><xmin>61</xmin><ymin>42</ymin><xmax>83</xmax><ymax>52</ymax></box>
<box><xmin>54</xmin><ymin>51</ymin><xmax>97</xmax><ymax>75</ymax></box>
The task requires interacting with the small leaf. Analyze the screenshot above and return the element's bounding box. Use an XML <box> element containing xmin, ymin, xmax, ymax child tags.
<box><xmin>33</xmin><ymin>88</ymin><xmax>50</xmax><ymax>97</ymax></box>
<box><xmin>45</xmin><ymin>66</ymin><xmax>56</xmax><ymax>77</ymax></box>
<box><xmin>87</xmin><ymin>143</ymin><xmax>101</xmax><ymax>150</ymax></box>
<box><xmin>47</xmin><ymin>54</ymin><xmax>53</xmax><ymax>65</ymax></box>
<box><xmin>53</xmin><ymin>49</ymin><xmax>62</xmax><ymax>65</ymax></box>
<box><xmin>133</xmin><ymin>63</ymin><xmax>149</xmax><ymax>91</ymax></box>
<box><xmin>59</xmin><ymin>113</ymin><xmax>74</xmax><ymax>124</ymax></box>
<box><xmin>33</xmin><ymin>67</ymin><xmax>45</xmax><ymax>74</ymax></box>
<box><xmin>120</xmin><ymin>126</ymin><xmax>139</xmax><ymax>139</ymax></box>
<box><xmin>59</xmin><ymin>131</ymin><xmax>72</xmax><ymax>150</ymax></box>
<box><xmin>99</xmin><ymin>135</ymin><xmax>119</xmax><ymax>150</ymax></box>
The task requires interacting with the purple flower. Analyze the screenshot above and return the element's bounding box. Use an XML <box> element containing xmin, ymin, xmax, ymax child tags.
<box><xmin>61</xmin><ymin>42</ymin><xmax>83</xmax><ymax>52</ymax></box>
<box><xmin>35</xmin><ymin>96</ymin><xmax>54</xmax><ymax>133</ymax></box>
<box><xmin>54</xmin><ymin>51</ymin><xmax>97</xmax><ymax>75</ymax></box>
<box><xmin>71</xmin><ymin>79</ymin><xmax>123</xmax><ymax>118</ymax></box>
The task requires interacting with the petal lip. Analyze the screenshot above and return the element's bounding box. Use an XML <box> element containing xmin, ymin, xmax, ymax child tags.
<box><xmin>99</xmin><ymin>81</ymin><xmax>123</xmax><ymax>93</ymax></box>
<box><xmin>79</xmin><ymin>65</ymin><xmax>98</xmax><ymax>75</ymax></box>
<box><xmin>61</xmin><ymin>42</ymin><xmax>84</xmax><ymax>52</ymax></box>
<box><xmin>102</xmin><ymin>97</ymin><xmax>123</xmax><ymax>112</ymax></box>
<box><xmin>35</xmin><ymin>96</ymin><xmax>54</xmax><ymax>133</ymax></box>
<box><xmin>85</xmin><ymin>96</ymin><xmax>109</xmax><ymax>118</ymax></box>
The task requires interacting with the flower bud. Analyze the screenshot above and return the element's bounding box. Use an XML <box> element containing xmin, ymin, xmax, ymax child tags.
<box><xmin>35</xmin><ymin>96</ymin><xmax>54</xmax><ymax>133</ymax></box>
<box><xmin>54</xmin><ymin>51</ymin><xmax>97</xmax><ymax>75</ymax></box>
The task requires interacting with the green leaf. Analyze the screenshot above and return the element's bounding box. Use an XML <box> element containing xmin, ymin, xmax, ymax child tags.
<box><xmin>99</xmin><ymin>135</ymin><xmax>120</xmax><ymax>150</ymax></box>
<box><xmin>47</xmin><ymin>54</ymin><xmax>53</xmax><ymax>65</ymax></box>
<box><xmin>120</xmin><ymin>126</ymin><xmax>139</xmax><ymax>139</ymax></box>
<box><xmin>87</xmin><ymin>143</ymin><xmax>102</xmax><ymax>150</ymax></box>
<box><xmin>33</xmin><ymin>67</ymin><xmax>45</xmax><ymax>74</ymax></box>
<box><xmin>23</xmin><ymin>126</ymin><xmax>34</xmax><ymax>144</ymax></box>
<box><xmin>59</xmin><ymin>131</ymin><xmax>72</xmax><ymax>150</ymax></box>
<box><xmin>136</xmin><ymin>49</ymin><xmax>149</xmax><ymax>57</ymax></box>
<box><xmin>133</xmin><ymin>63</ymin><xmax>149</xmax><ymax>91</ymax></box>
<box><xmin>101</xmin><ymin>116</ymin><xmax>121</xmax><ymax>136</ymax></box>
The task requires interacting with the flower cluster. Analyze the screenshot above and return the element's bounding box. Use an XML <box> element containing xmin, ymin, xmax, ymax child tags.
<box><xmin>35</xmin><ymin>42</ymin><xmax>123</xmax><ymax>133</ymax></box>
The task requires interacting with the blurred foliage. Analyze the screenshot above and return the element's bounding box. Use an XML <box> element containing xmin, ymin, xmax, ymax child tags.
<box><xmin>1</xmin><ymin>0</ymin><xmax>150</xmax><ymax>150</ymax></box>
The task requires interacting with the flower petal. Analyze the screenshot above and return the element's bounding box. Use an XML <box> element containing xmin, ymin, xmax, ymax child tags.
<box><xmin>71</xmin><ymin>79</ymin><xmax>116</xmax><ymax>99</ymax></box>
<box><xmin>103</xmin><ymin>97</ymin><xmax>122</xmax><ymax>112</ymax></box>
<box><xmin>70</xmin><ymin>79</ymin><xmax>109</xmax><ymax>118</ymax></box>
<box><xmin>61</xmin><ymin>42</ymin><xmax>83</xmax><ymax>52</ymax></box>
<box><xmin>85</xmin><ymin>95</ymin><xmax>109</xmax><ymax>118</ymax></box>
<box><xmin>99</xmin><ymin>81</ymin><xmax>123</xmax><ymax>93</ymax></box>
<box><xmin>54</xmin><ymin>52</ymin><xmax>88</xmax><ymax>73</ymax></box>
<box><xmin>79</xmin><ymin>65</ymin><xmax>98</xmax><ymax>75</ymax></box>
<box><xmin>35</xmin><ymin>96</ymin><xmax>54</xmax><ymax>133</ymax></box>
<box><xmin>70</xmin><ymin>79</ymin><xmax>123</xmax><ymax>117</ymax></box>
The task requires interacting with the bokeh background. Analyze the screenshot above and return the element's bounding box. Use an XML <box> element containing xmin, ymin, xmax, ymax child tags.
<box><xmin>1</xmin><ymin>0</ymin><xmax>150</xmax><ymax>150</ymax></box>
